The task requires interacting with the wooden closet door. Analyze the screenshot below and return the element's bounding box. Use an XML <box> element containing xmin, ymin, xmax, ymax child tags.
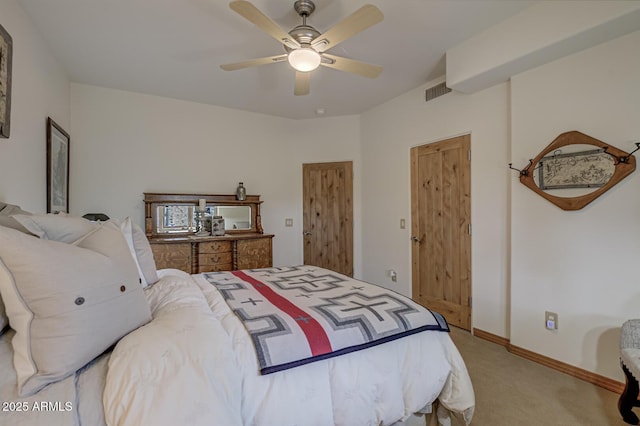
<box><xmin>302</xmin><ymin>161</ymin><xmax>353</xmax><ymax>276</ymax></box>
<box><xmin>410</xmin><ymin>135</ymin><xmax>471</xmax><ymax>330</ymax></box>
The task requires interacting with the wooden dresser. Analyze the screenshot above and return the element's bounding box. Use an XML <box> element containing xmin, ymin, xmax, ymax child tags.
<box><xmin>149</xmin><ymin>234</ymin><xmax>273</xmax><ymax>273</ymax></box>
<box><xmin>144</xmin><ymin>193</ymin><xmax>274</xmax><ymax>274</ymax></box>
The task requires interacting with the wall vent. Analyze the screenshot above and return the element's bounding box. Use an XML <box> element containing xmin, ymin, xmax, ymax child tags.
<box><xmin>425</xmin><ymin>82</ymin><xmax>452</xmax><ymax>102</ymax></box>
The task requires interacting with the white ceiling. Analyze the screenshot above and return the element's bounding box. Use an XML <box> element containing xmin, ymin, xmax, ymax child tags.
<box><xmin>18</xmin><ymin>0</ymin><xmax>536</xmax><ymax>119</ymax></box>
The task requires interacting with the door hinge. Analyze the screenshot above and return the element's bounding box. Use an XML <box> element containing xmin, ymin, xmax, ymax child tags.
<box><xmin>468</xmin><ymin>223</ymin><xmax>472</xmax><ymax>235</ymax></box>
<box><xmin>469</xmin><ymin>296</ymin><xmax>472</xmax><ymax>307</ymax></box>
<box><xmin>468</xmin><ymin>150</ymin><xmax>471</xmax><ymax>161</ymax></box>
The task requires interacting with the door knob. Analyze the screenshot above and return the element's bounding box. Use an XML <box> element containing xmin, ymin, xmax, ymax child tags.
<box><xmin>411</xmin><ymin>236</ymin><xmax>421</xmax><ymax>242</ymax></box>
<box><xmin>303</xmin><ymin>231</ymin><xmax>312</xmax><ymax>236</ymax></box>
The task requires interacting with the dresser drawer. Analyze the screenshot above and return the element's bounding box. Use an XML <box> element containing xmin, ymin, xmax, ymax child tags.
<box><xmin>198</xmin><ymin>251</ymin><xmax>232</xmax><ymax>266</ymax></box>
<box><xmin>236</xmin><ymin>237</ymin><xmax>272</xmax><ymax>270</ymax></box>
<box><xmin>197</xmin><ymin>263</ymin><xmax>233</xmax><ymax>273</ymax></box>
<box><xmin>150</xmin><ymin>242</ymin><xmax>192</xmax><ymax>273</ymax></box>
<box><xmin>198</xmin><ymin>241</ymin><xmax>232</xmax><ymax>253</ymax></box>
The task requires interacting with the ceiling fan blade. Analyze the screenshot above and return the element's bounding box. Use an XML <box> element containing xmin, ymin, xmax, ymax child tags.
<box><xmin>229</xmin><ymin>1</ymin><xmax>300</xmax><ymax>49</ymax></box>
<box><xmin>320</xmin><ymin>53</ymin><xmax>382</xmax><ymax>78</ymax></box>
<box><xmin>220</xmin><ymin>54</ymin><xmax>287</xmax><ymax>71</ymax></box>
<box><xmin>311</xmin><ymin>4</ymin><xmax>383</xmax><ymax>53</ymax></box>
<box><xmin>294</xmin><ymin>71</ymin><xmax>311</xmax><ymax>96</ymax></box>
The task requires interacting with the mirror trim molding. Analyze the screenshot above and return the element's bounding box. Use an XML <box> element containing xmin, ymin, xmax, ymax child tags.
<box><xmin>143</xmin><ymin>192</ymin><xmax>264</xmax><ymax>237</ymax></box>
<box><xmin>519</xmin><ymin>131</ymin><xmax>636</xmax><ymax>211</ymax></box>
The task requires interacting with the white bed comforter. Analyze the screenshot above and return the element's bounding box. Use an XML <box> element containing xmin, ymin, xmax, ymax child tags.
<box><xmin>104</xmin><ymin>270</ymin><xmax>474</xmax><ymax>426</ymax></box>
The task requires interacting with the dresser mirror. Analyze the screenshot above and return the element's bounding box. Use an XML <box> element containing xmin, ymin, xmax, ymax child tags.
<box><xmin>156</xmin><ymin>205</ymin><xmax>252</xmax><ymax>233</ymax></box>
<box><xmin>518</xmin><ymin>131</ymin><xmax>636</xmax><ymax>210</ymax></box>
<box><xmin>156</xmin><ymin>204</ymin><xmax>196</xmax><ymax>233</ymax></box>
<box><xmin>144</xmin><ymin>193</ymin><xmax>263</xmax><ymax>237</ymax></box>
<box><xmin>212</xmin><ymin>206</ymin><xmax>251</xmax><ymax>230</ymax></box>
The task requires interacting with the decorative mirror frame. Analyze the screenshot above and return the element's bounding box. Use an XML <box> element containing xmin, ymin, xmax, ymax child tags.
<box><xmin>518</xmin><ymin>131</ymin><xmax>636</xmax><ymax>211</ymax></box>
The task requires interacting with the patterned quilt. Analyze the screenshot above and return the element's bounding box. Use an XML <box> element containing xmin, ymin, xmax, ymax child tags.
<box><xmin>201</xmin><ymin>265</ymin><xmax>449</xmax><ymax>374</ymax></box>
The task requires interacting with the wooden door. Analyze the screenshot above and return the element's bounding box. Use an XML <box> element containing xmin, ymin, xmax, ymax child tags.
<box><xmin>302</xmin><ymin>161</ymin><xmax>353</xmax><ymax>276</ymax></box>
<box><xmin>410</xmin><ymin>135</ymin><xmax>471</xmax><ymax>330</ymax></box>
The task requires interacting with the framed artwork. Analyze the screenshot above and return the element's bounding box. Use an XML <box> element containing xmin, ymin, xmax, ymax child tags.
<box><xmin>538</xmin><ymin>148</ymin><xmax>614</xmax><ymax>190</ymax></box>
<box><xmin>0</xmin><ymin>23</ymin><xmax>12</xmax><ymax>138</ymax></box>
<box><xmin>47</xmin><ymin>118</ymin><xmax>70</xmax><ymax>213</ymax></box>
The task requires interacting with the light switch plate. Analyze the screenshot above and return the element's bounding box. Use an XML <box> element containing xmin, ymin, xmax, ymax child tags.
<box><xmin>285</xmin><ymin>218</ymin><xmax>293</xmax><ymax>227</ymax></box>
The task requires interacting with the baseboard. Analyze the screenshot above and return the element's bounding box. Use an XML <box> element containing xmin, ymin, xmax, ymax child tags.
<box><xmin>472</xmin><ymin>328</ymin><xmax>625</xmax><ymax>395</ymax></box>
<box><xmin>472</xmin><ymin>328</ymin><xmax>510</xmax><ymax>347</ymax></box>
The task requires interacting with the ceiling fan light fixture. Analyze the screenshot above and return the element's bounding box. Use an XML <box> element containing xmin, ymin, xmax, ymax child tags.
<box><xmin>288</xmin><ymin>48</ymin><xmax>321</xmax><ymax>72</ymax></box>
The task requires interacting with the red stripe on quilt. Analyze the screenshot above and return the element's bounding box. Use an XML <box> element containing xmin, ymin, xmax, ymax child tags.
<box><xmin>231</xmin><ymin>270</ymin><xmax>332</xmax><ymax>356</ymax></box>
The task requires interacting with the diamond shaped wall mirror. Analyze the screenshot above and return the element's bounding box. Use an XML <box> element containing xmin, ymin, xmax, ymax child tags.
<box><xmin>515</xmin><ymin>131</ymin><xmax>636</xmax><ymax>211</ymax></box>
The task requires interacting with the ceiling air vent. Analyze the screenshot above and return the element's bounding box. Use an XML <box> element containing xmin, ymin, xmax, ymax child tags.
<box><xmin>425</xmin><ymin>82</ymin><xmax>451</xmax><ymax>102</ymax></box>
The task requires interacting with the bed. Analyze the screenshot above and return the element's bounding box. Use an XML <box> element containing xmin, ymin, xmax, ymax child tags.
<box><xmin>0</xmin><ymin>206</ymin><xmax>474</xmax><ymax>426</ymax></box>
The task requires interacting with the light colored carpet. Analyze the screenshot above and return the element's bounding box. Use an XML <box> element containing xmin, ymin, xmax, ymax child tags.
<box><xmin>448</xmin><ymin>326</ymin><xmax>628</xmax><ymax>426</ymax></box>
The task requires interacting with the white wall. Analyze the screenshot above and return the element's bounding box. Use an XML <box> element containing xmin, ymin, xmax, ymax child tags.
<box><xmin>446</xmin><ymin>0</ymin><xmax>640</xmax><ymax>93</ymax></box>
<box><xmin>69</xmin><ymin>84</ymin><xmax>362</xmax><ymax>272</ymax></box>
<box><xmin>0</xmin><ymin>0</ymin><xmax>69</xmax><ymax>211</ymax></box>
<box><xmin>359</xmin><ymin>77</ymin><xmax>511</xmax><ymax>337</ymax></box>
<box><xmin>510</xmin><ymin>30</ymin><xmax>640</xmax><ymax>381</ymax></box>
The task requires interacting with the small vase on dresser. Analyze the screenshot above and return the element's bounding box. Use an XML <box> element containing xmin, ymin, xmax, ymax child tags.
<box><xmin>236</xmin><ymin>182</ymin><xmax>247</xmax><ymax>201</ymax></box>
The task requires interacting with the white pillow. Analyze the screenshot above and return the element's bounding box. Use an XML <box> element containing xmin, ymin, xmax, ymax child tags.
<box><xmin>0</xmin><ymin>204</ymin><xmax>34</xmax><ymax>235</ymax></box>
<box><xmin>12</xmin><ymin>213</ymin><xmax>158</xmax><ymax>287</ymax></box>
<box><xmin>0</xmin><ymin>222</ymin><xmax>151</xmax><ymax>396</ymax></box>
<box><xmin>0</xmin><ymin>298</ymin><xmax>7</xmax><ymax>332</ymax></box>
<box><xmin>118</xmin><ymin>218</ymin><xmax>147</xmax><ymax>286</ymax></box>
<box><xmin>0</xmin><ymin>260</ymin><xmax>7</xmax><ymax>333</ymax></box>
<box><xmin>0</xmin><ymin>205</ymin><xmax>31</xmax><ymax>327</ymax></box>
<box><xmin>0</xmin><ymin>204</ymin><xmax>33</xmax><ymax>332</ymax></box>
<box><xmin>130</xmin><ymin>221</ymin><xmax>159</xmax><ymax>286</ymax></box>
<box><xmin>13</xmin><ymin>214</ymin><xmax>97</xmax><ymax>243</ymax></box>
<box><xmin>113</xmin><ymin>218</ymin><xmax>159</xmax><ymax>287</ymax></box>
<box><xmin>0</xmin><ymin>204</ymin><xmax>32</xmax><ymax>332</ymax></box>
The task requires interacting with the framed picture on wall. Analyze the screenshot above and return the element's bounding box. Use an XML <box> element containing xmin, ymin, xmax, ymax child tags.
<box><xmin>537</xmin><ymin>148</ymin><xmax>614</xmax><ymax>190</ymax></box>
<box><xmin>47</xmin><ymin>117</ymin><xmax>70</xmax><ymax>213</ymax></box>
<box><xmin>0</xmin><ymin>23</ymin><xmax>12</xmax><ymax>138</ymax></box>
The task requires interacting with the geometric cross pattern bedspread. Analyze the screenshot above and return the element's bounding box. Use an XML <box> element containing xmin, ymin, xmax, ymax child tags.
<box><xmin>201</xmin><ymin>265</ymin><xmax>449</xmax><ymax>375</ymax></box>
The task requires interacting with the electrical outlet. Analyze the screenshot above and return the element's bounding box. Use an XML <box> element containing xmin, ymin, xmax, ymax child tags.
<box><xmin>285</xmin><ymin>218</ymin><xmax>293</xmax><ymax>227</ymax></box>
<box><xmin>545</xmin><ymin>311</ymin><xmax>558</xmax><ymax>330</ymax></box>
<box><xmin>388</xmin><ymin>269</ymin><xmax>397</xmax><ymax>282</ymax></box>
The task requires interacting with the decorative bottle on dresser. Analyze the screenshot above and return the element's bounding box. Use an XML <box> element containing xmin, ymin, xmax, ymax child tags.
<box><xmin>236</xmin><ymin>182</ymin><xmax>247</xmax><ymax>201</ymax></box>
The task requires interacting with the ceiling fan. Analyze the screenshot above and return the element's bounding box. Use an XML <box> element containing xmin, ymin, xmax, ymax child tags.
<box><xmin>220</xmin><ymin>0</ymin><xmax>384</xmax><ymax>96</ymax></box>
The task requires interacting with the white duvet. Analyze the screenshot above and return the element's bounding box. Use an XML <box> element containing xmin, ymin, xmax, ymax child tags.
<box><xmin>104</xmin><ymin>270</ymin><xmax>474</xmax><ymax>426</ymax></box>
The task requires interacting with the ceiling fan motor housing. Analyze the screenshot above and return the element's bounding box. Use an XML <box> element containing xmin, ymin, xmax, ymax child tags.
<box><xmin>294</xmin><ymin>0</ymin><xmax>315</xmax><ymax>18</ymax></box>
<box><xmin>286</xmin><ymin>0</ymin><xmax>320</xmax><ymax>53</ymax></box>
<box><xmin>285</xmin><ymin>25</ymin><xmax>321</xmax><ymax>53</ymax></box>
